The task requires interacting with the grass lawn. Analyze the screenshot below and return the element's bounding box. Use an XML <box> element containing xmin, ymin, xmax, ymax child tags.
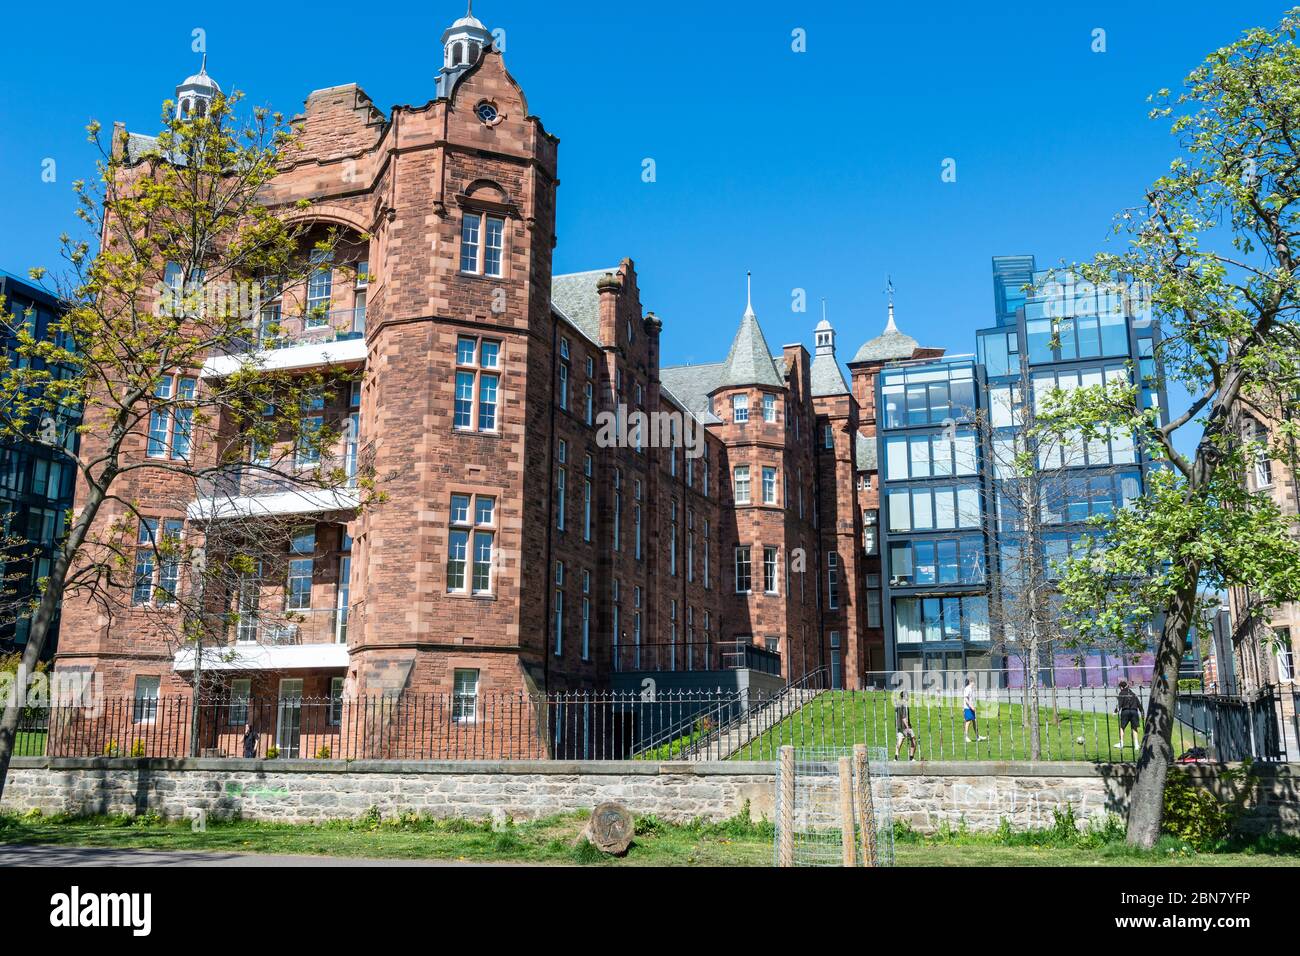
<box><xmin>14</xmin><ymin>730</ymin><xmax>46</xmax><ymax>757</ymax></box>
<box><xmin>2</xmin><ymin>811</ymin><xmax>1296</xmax><ymax>867</ymax></box>
<box><xmin>731</xmin><ymin>690</ymin><xmax>1206</xmax><ymax>762</ymax></box>
<box><xmin>0</xmin><ymin>810</ymin><xmax>776</xmax><ymax>867</ymax></box>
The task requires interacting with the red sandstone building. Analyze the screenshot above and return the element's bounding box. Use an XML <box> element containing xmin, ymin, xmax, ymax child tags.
<box><xmin>56</xmin><ymin>8</ymin><xmax>939</xmax><ymax>726</ymax></box>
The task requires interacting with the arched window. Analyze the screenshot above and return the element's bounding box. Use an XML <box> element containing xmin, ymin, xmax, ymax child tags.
<box><xmin>469</xmin><ymin>42</ymin><xmax>480</xmax><ymax>61</ymax></box>
<box><xmin>454</xmin><ymin>42</ymin><xmax>465</xmax><ymax>65</ymax></box>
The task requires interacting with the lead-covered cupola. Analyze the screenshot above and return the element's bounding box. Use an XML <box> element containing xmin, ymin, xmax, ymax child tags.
<box><xmin>437</xmin><ymin>2</ymin><xmax>493</xmax><ymax>99</ymax></box>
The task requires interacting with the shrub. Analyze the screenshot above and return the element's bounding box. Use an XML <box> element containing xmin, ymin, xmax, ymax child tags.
<box><xmin>314</xmin><ymin>744</ymin><xmax>331</xmax><ymax>759</ymax></box>
<box><xmin>264</xmin><ymin>745</ymin><xmax>279</xmax><ymax>759</ymax></box>
<box><xmin>103</xmin><ymin>740</ymin><xmax>120</xmax><ymax>757</ymax></box>
<box><xmin>1162</xmin><ymin>768</ymin><xmax>1236</xmax><ymax>851</ymax></box>
<box><xmin>130</xmin><ymin>740</ymin><xmax>146</xmax><ymax>758</ymax></box>
<box><xmin>635</xmin><ymin>814</ymin><xmax>665</xmax><ymax>837</ymax></box>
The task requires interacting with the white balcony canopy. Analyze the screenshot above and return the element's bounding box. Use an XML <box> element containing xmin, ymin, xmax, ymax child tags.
<box><xmin>202</xmin><ymin>336</ymin><xmax>366</xmax><ymax>379</ymax></box>
<box><xmin>173</xmin><ymin>642</ymin><xmax>349</xmax><ymax>673</ymax></box>
<box><xmin>188</xmin><ymin>487</ymin><xmax>360</xmax><ymax>521</ymax></box>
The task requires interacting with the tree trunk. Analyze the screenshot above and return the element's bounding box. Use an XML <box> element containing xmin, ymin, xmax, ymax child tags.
<box><xmin>0</xmin><ymin>472</ymin><xmax>110</xmax><ymax>802</ymax></box>
<box><xmin>1027</xmin><ymin>631</ymin><xmax>1042</xmax><ymax>761</ymax></box>
<box><xmin>1126</xmin><ymin>570</ymin><xmax>1199</xmax><ymax>848</ymax></box>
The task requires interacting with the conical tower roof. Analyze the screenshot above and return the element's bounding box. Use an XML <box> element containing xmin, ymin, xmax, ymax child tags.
<box><xmin>718</xmin><ymin>273</ymin><xmax>783</xmax><ymax>389</ymax></box>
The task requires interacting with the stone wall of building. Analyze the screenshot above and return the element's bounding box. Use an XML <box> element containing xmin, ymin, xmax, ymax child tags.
<box><xmin>5</xmin><ymin>758</ymin><xmax>1295</xmax><ymax>835</ymax></box>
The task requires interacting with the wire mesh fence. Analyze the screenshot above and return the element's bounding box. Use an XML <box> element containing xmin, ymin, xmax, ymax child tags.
<box><xmin>774</xmin><ymin>745</ymin><xmax>893</xmax><ymax>867</ymax></box>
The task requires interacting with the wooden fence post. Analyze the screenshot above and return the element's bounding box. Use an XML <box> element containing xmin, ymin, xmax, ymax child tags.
<box><xmin>838</xmin><ymin>755</ymin><xmax>857</xmax><ymax>867</ymax></box>
<box><xmin>854</xmin><ymin>744</ymin><xmax>878</xmax><ymax>867</ymax></box>
<box><xmin>778</xmin><ymin>745</ymin><xmax>795</xmax><ymax>867</ymax></box>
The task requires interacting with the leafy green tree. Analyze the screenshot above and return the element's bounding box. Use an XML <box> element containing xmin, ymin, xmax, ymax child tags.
<box><xmin>1038</xmin><ymin>10</ymin><xmax>1300</xmax><ymax>847</ymax></box>
<box><xmin>0</xmin><ymin>90</ymin><xmax>373</xmax><ymax>799</ymax></box>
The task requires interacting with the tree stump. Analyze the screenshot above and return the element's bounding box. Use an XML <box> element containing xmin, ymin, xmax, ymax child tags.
<box><xmin>585</xmin><ymin>802</ymin><xmax>635</xmax><ymax>855</ymax></box>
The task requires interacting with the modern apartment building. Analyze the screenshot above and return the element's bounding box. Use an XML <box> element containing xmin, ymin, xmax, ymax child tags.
<box><xmin>876</xmin><ymin>256</ymin><xmax>1168</xmax><ymax>681</ymax></box>
<box><xmin>0</xmin><ymin>269</ymin><xmax>80</xmax><ymax>657</ymax></box>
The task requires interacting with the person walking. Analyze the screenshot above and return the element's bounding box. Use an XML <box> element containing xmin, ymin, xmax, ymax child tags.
<box><xmin>242</xmin><ymin>723</ymin><xmax>259</xmax><ymax>759</ymax></box>
<box><xmin>963</xmin><ymin>677</ymin><xmax>988</xmax><ymax>743</ymax></box>
<box><xmin>894</xmin><ymin>689</ymin><xmax>918</xmax><ymax>760</ymax></box>
<box><xmin>1114</xmin><ymin>680</ymin><xmax>1143</xmax><ymax>750</ymax></box>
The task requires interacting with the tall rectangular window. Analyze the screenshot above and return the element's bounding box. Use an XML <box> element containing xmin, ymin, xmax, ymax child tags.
<box><xmin>553</xmin><ymin>561</ymin><xmax>564</xmax><ymax>655</ymax></box>
<box><xmin>826</xmin><ymin>552</ymin><xmax>839</xmax><ymax>609</ymax></box>
<box><xmin>147</xmin><ymin>376</ymin><xmax>172</xmax><ymax>458</ymax></box>
<box><xmin>669</xmin><ymin>499</ymin><xmax>678</xmax><ymax>576</ymax></box>
<box><xmin>763</xmin><ymin>393</ymin><xmax>776</xmax><ymax>422</ymax></box>
<box><xmin>703</xmin><ymin>519</ymin><xmax>711</xmax><ymax>589</ymax></box>
<box><xmin>287</xmin><ymin>547</ymin><xmax>314</xmax><ymax>611</ymax></box>
<box><xmin>483</xmin><ymin>215</ymin><xmax>504</xmax><ymax>277</ymax></box>
<box><xmin>336</xmin><ymin>553</ymin><xmax>351</xmax><ymax>644</ymax></box>
<box><xmin>686</xmin><ymin>508</ymin><xmax>695</xmax><ymax>583</ymax></box>
<box><xmin>866</xmin><ymin>572</ymin><xmax>882</xmax><ymax>628</ymax></box>
<box><xmin>612</xmin><ymin>468</ymin><xmax>622</xmax><ymax>552</ymax></box>
<box><xmin>295</xmin><ymin>393</ymin><xmax>324</xmax><ymax>468</ymax></box>
<box><xmin>460</xmin><ymin>213</ymin><xmax>506</xmax><ymax>277</ymax></box>
<box><xmin>762</xmin><ymin>466</ymin><xmax>777</xmax><ymax>505</ymax></box>
<box><xmin>735</xmin><ymin>546</ymin><xmax>752</xmax><ymax>593</ymax></box>
<box><xmin>733</xmin><ymin>465</ymin><xmax>750</xmax><ymax>504</ymax></box>
<box><xmin>306</xmin><ymin>251</ymin><xmax>333</xmax><ymax>323</ymax></box>
<box><xmin>132</xmin><ymin>519</ymin><xmax>158</xmax><ymax>606</ymax></box>
<box><xmin>171</xmin><ymin>377</ymin><xmax>196</xmax><ymax>460</ymax></box>
<box><xmin>448</xmin><ymin>494</ymin><xmax>495</xmax><ymax>594</ymax></box>
<box><xmin>133</xmin><ymin>676</ymin><xmax>160</xmax><ymax>724</ymax></box>
<box><xmin>228</xmin><ymin>678</ymin><xmax>251</xmax><ymax>726</ymax></box>
<box><xmin>454</xmin><ymin>336</ymin><xmax>501</xmax><ymax>432</ymax></box>
<box><xmin>556</xmin><ymin>439</ymin><xmax>567</xmax><ymax>531</ymax></box>
<box><xmin>452</xmin><ymin>668</ymin><xmax>479</xmax><ymax>722</ymax></box>
<box><xmin>157</xmin><ymin>519</ymin><xmax>183</xmax><ymax>605</ymax></box>
<box><xmin>581</xmin><ymin>570</ymin><xmax>591</xmax><ymax>661</ymax></box>
<box><xmin>459</xmin><ymin>214</ymin><xmax>481</xmax><ymax>273</ymax></box>
<box><xmin>763</xmin><ymin>546</ymin><xmax>778</xmax><ymax>594</ymax></box>
<box><xmin>558</xmin><ymin>341</ymin><xmax>570</xmax><ymax>410</ymax></box>
<box><xmin>583</xmin><ymin>454</ymin><xmax>593</xmax><ymax>542</ymax></box>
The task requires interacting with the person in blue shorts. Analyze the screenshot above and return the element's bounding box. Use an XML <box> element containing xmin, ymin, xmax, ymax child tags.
<box><xmin>963</xmin><ymin>677</ymin><xmax>987</xmax><ymax>743</ymax></box>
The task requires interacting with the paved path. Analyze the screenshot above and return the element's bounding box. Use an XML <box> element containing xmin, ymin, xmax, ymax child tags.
<box><xmin>0</xmin><ymin>844</ymin><xmax>480</xmax><ymax>866</ymax></box>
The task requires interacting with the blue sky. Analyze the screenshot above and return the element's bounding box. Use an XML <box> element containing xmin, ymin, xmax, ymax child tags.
<box><xmin>0</xmin><ymin>0</ymin><xmax>1287</xmax><ymax>377</ymax></box>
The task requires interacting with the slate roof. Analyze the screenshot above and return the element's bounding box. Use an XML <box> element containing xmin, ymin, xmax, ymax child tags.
<box><xmin>810</xmin><ymin>351</ymin><xmax>849</xmax><ymax>396</ymax></box>
<box><xmin>855</xmin><ymin>431</ymin><xmax>878</xmax><ymax>472</ymax></box>
<box><xmin>719</xmin><ymin>309</ymin><xmax>783</xmax><ymax>389</ymax></box>
<box><xmin>550</xmin><ymin>268</ymin><xmax>615</xmax><ymax>345</ymax></box>
<box><xmin>660</xmin><ymin>362</ymin><xmax>725</xmax><ymax>424</ymax></box>
<box><xmin>851</xmin><ymin>326</ymin><xmax>919</xmax><ymax>363</ymax></box>
<box><xmin>123</xmin><ymin>132</ymin><xmax>161</xmax><ymax>164</ymax></box>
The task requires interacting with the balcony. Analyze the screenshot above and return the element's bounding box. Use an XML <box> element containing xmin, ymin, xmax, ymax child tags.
<box><xmin>202</xmin><ymin>308</ymin><xmax>367</xmax><ymax>378</ymax></box>
<box><xmin>173</xmin><ymin>608</ymin><xmax>351</xmax><ymax>674</ymax></box>
<box><xmin>612</xmin><ymin>640</ymin><xmax>782</xmax><ymax>676</ymax></box>
<box><xmin>189</xmin><ymin>453</ymin><xmax>361</xmax><ymax>521</ymax></box>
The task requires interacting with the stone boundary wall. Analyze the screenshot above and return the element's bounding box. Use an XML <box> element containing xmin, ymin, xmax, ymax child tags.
<box><xmin>3</xmin><ymin>758</ymin><xmax>1297</xmax><ymax>834</ymax></box>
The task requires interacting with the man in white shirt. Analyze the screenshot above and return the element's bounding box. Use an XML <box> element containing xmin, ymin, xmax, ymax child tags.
<box><xmin>963</xmin><ymin>676</ymin><xmax>988</xmax><ymax>744</ymax></box>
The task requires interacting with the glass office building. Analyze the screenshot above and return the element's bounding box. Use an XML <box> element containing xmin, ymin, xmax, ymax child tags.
<box><xmin>0</xmin><ymin>270</ymin><xmax>80</xmax><ymax>657</ymax></box>
<box><xmin>878</xmin><ymin>356</ymin><xmax>993</xmax><ymax>675</ymax></box>
<box><xmin>878</xmin><ymin>256</ymin><xmax>1166</xmax><ymax>681</ymax></box>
